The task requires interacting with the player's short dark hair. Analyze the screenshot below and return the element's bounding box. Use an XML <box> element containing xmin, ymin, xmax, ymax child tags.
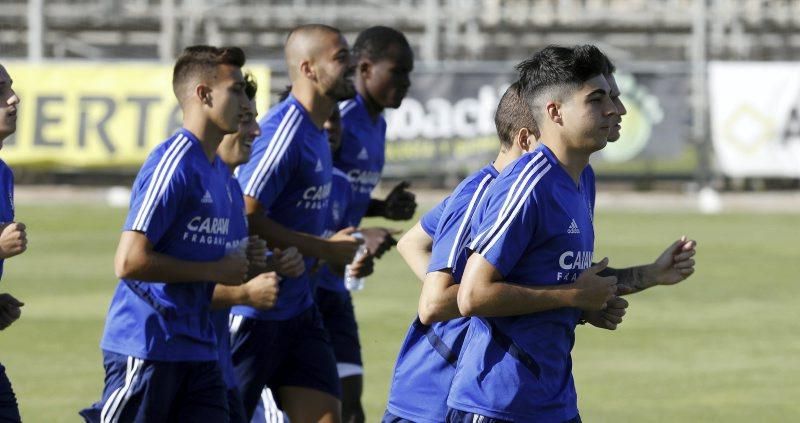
<box><xmin>243</xmin><ymin>71</ymin><xmax>257</xmax><ymax>100</ymax></box>
<box><xmin>352</xmin><ymin>26</ymin><xmax>412</xmax><ymax>62</ymax></box>
<box><xmin>515</xmin><ymin>45</ymin><xmax>611</xmax><ymax>121</ymax></box>
<box><xmin>495</xmin><ymin>82</ymin><xmax>537</xmax><ymax>149</ymax></box>
<box><xmin>604</xmin><ymin>56</ymin><xmax>616</xmax><ymax>74</ymax></box>
<box><xmin>172</xmin><ymin>45</ymin><xmax>246</xmax><ymax>102</ymax></box>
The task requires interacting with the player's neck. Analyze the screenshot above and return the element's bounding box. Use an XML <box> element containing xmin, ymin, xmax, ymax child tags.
<box><xmin>292</xmin><ymin>86</ymin><xmax>336</xmax><ymax>129</ymax></box>
<box><xmin>493</xmin><ymin>146</ymin><xmax>523</xmax><ymax>174</ymax></box>
<box><xmin>540</xmin><ymin>137</ymin><xmax>589</xmax><ymax>185</ymax></box>
<box><xmin>356</xmin><ymin>83</ymin><xmax>384</xmax><ymax>120</ymax></box>
<box><xmin>182</xmin><ymin>118</ymin><xmax>225</xmax><ymax>163</ymax></box>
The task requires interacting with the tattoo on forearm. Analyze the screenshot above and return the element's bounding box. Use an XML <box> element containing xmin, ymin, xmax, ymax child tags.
<box><xmin>600</xmin><ymin>265</ymin><xmax>654</xmax><ymax>293</ymax></box>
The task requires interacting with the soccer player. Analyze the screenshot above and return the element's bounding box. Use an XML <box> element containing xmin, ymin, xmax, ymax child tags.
<box><xmin>330</xmin><ymin>26</ymin><xmax>416</xmax><ymax>422</ymax></box>
<box><xmin>0</xmin><ymin>63</ymin><xmax>26</xmax><ymax>423</ymax></box>
<box><xmin>232</xmin><ymin>24</ymin><xmax>361</xmax><ymax>423</ymax></box>
<box><xmin>81</xmin><ymin>46</ymin><xmax>251</xmax><ymax>422</ymax></box>
<box><xmin>385</xmin><ymin>82</ymin><xmax>628</xmax><ymax>423</ymax></box>
<box><xmin>337</xmin><ymin>26</ymin><xmax>417</xmax><ymax>226</ymax></box>
<box><xmin>445</xmin><ymin>45</ymin><xmax>693</xmax><ymax>423</ymax></box>
<box><xmin>212</xmin><ymin>72</ymin><xmax>306</xmax><ymax>423</ymax></box>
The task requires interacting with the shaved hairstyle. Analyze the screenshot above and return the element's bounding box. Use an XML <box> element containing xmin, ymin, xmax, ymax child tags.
<box><xmin>284</xmin><ymin>24</ymin><xmax>342</xmax><ymax>80</ymax></box>
<box><xmin>172</xmin><ymin>45</ymin><xmax>246</xmax><ymax>105</ymax></box>
<box><xmin>515</xmin><ymin>45</ymin><xmax>610</xmax><ymax>123</ymax></box>
<box><xmin>495</xmin><ymin>82</ymin><xmax>538</xmax><ymax>149</ymax></box>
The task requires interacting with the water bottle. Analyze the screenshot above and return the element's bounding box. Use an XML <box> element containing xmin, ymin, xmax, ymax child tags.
<box><xmin>344</xmin><ymin>232</ymin><xmax>367</xmax><ymax>291</ymax></box>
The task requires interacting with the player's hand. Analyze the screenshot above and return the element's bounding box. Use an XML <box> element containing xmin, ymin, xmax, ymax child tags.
<box><xmin>217</xmin><ymin>250</ymin><xmax>249</xmax><ymax>286</ymax></box>
<box><xmin>0</xmin><ymin>222</ymin><xmax>27</xmax><ymax>259</ymax></box>
<box><xmin>649</xmin><ymin>236</ymin><xmax>697</xmax><ymax>286</ymax></box>
<box><xmin>571</xmin><ymin>257</ymin><xmax>617</xmax><ymax>311</ymax></box>
<box><xmin>583</xmin><ymin>296</ymin><xmax>628</xmax><ymax>330</ymax></box>
<box><xmin>244</xmin><ymin>272</ymin><xmax>280</xmax><ymax>310</ymax></box>
<box><xmin>359</xmin><ymin>227</ymin><xmax>400</xmax><ymax>259</ymax></box>
<box><xmin>272</xmin><ymin>247</ymin><xmax>305</xmax><ymax>278</ymax></box>
<box><xmin>383</xmin><ymin>181</ymin><xmax>417</xmax><ymax>221</ymax></box>
<box><xmin>326</xmin><ymin>227</ymin><xmax>362</xmax><ymax>267</ymax></box>
<box><xmin>0</xmin><ymin>293</ymin><xmax>23</xmax><ymax>330</ymax></box>
<box><xmin>246</xmin><ymin>235</ymin><xmax>268</xmax><ymax>275</ymax></box>
<box><xmin>348</xmin><ymin>252</ymin><xmax>374</xmax><ymax>279</ymax></box>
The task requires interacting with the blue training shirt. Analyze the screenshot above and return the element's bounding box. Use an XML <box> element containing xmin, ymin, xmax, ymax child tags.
<box><xmin>335</xmin><ymin>94</ymin><xmax>386</xmax><ymax>225</ymax></box>
<box><xmin>386</xmin><ymin>164</ymin><xmax>498</xmax><ymax>423</ymax></box>
<box><xmin>419</xmin><ymin>196</ymin><xmax>449</xmax><ymax>238</ymax></box>
<box><xmin>312</xmin><ymin>168</ymin><xmax>356</xmax><ymax>293</ymax></box>
<box><xmin>235</xmin><ymin>94</ymin><xmax>332</xmax><ymax>320</ymax></box>
<box><xmin>447</xmin><ymin>145</ymin><xmax>596</xmax><ymax>422</ymax></box>
<box><xmin>0</xmin><ymin>160</ymin><xmax>13</xmax><ymax>280</ymax></box>
<box><xmin>213</xmin><ymin>176</ymin><xmax>249</xmax><ymax>389</ymax></box>
<box><xmin>101</xmin><ymin>129</ymin><xmax>233</xmax><ymax>362</ymax></box>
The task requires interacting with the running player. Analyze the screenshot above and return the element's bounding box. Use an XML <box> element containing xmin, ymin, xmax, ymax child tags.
<box><xmin>329</xmin><ymin>26</ymin><xmax>416</xmax><ymax>422</ymax></box>
<box><xmin>211</xmin><ymin>72</ymin><xmax>306</xmax><ymax>423</ymax></box>
<box><xmin>81</xmin><ymin>45</ymin><xmax>250</xmax><ymax>422</ymax></box>
<box><xmin>0</xmin><ymin>63</ymin><xmax>26</xmax><ymax>423</ymax></box>
<box><xmin>337</xmin><ymin>26</ymin><xmax>417</xmax><ymax>227</ymax></box>
<box><xmin>384</xmin><ymin>82</ymin><xmax>629</xmax><ymax>423</ymax></box>
<box><xmin>232</xmin><ymin>24</ymin><xmax>360</xmax><ymax>423</ymax></box>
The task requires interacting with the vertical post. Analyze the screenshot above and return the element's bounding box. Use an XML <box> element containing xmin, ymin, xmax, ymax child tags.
<box><xmin>691</xmin><ymin>0</ymin><xmax>712</xmax><ymax>186</ymax></box>
<box><xmin>160</xmin><ymin>0</ymin><xmax>176</xmax><ymax>61</ymax></box>
<box><xmin>422</xmin><ymin>0</ymin><xmax>439</xmax><ymax>62</ymax></box>
<box><xmin>27</xmin><ymin>0</ymin><xmax>44</xmax><ymax>61</ymax></box>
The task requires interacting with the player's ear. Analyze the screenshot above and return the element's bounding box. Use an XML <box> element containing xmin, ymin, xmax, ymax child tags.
<box><xmin>300</xmin><ymin>60</ymin><xmax>316</xmax><ymax>82</ymax></box>
<box><xmin>546</xmin><ymin>101</ymin><xmax>562</xmax><ymax>125</ymax></box>
<box><xmin>358</xmin><ymin>60</ymin><xmax>371</xmax><ymax>79</ymax></box>
<box><xmin>195</xmin><ymin>83</ymin><xmax>212</xmax><ymax>106</ymax></box>
<box><xmin>516</xmin><ymin>127</ymin><xmax>531</xmax><ymax>151</ymax></box>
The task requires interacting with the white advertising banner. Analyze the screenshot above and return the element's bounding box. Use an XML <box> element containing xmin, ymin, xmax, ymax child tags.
<box><xmin>709</xmin><ymin>62</ymin><xmax>800</xmax><ymax>177</ymax></box>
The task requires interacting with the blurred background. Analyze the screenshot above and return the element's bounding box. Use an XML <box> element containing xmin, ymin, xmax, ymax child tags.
<box><xmin>0</xmin><ymin>1</ymin><xmax>799</xmax><ymax>421</ymax></box>
<box><xmin>3</xmin><ymin>0</ymin><xmax>800</xmax><ymax>191</ymax></box>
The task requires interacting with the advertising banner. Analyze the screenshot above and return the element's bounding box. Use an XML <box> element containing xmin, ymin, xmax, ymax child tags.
<box><xmin>2</xmin><ymin>62</ymin><xmax>270</xmax><ymax>167</ymax></box>
<box><xmin>709</xmin><ymin>62</ymin><xmax>800</xmax><ymax>177</ymax></box>
<box><xmin>383</xmin><ymin>68</ymin><xmax>691</xmax><ymax>177</ymax></box>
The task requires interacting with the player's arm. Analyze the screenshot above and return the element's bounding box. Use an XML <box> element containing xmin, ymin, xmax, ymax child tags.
<box><xmin>115</xmin><ymin>231</ymin><xmax>248</xmax><ymax>286</ymax></box>
<box><xmin>418</xmin><ymin>270</ymin><xmax>460</xmax><ymax>325</ymax></box>
<box><xmin>366</xmin><ymin>181</ymin><xmax>417</xmax><ymax>220</ymax></box>
<box><xmin>600</xmin><ymin>236</ymin><xmax>697</xmax><ymax>295</ymax></box>
<box><xmin>211</xmin><ymin>272</ymin><xmax>280</xmax><ymax>310</ymax></box>
<box><xmin>458</xmin><ymin>254</ymin><xmax>617</xmax><ymax>318</ymax></box>
<box><xmin>245</xmin><ymin>196</ymin><xmax>359</xmax><ymax>268</ymax></box>
<box><xmin>396</xmin><ymin>221</ymin><xmax>433</xmax><ymax>281</ymax></box>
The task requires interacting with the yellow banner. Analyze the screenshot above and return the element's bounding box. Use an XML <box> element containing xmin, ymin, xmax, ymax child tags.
<box><xmin>2</xmin><ymin>62</ymin><xmax>270</xmax><ymax>167</ymax></box>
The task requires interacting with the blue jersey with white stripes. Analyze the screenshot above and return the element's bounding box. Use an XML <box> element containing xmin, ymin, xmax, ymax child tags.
<box><xmin>420</xmin><ymin>196</ymin><xmax>448</xmax><ymax>238</ymax></box>
<box><xmin>386</xmin><ymin>164</ymin><xmax>498</xmax><ymax>423</ymax></box>
<box><xmin>0</xmin><ymin>160</ymin><xmax>13</xmax><ymax>280</ymax></box>
<box><xmin>235</xmin><ymin>95</ymin><xmax>332</xmax><ymax>320</ymax></box>
<box><xmin>447</xmin><ymin>145</ymin><xmax>596</xmax><ymax>423</ymax></box>
<box><xmin>213</xmin><ymin>176</ymin><xmax>249</xmax><ymax>389</ymax></box>
<box><xmin>335</xmin><ymin>94</ymin><xmax>386</xmax><ymax>225</ymax></box>
<box><xmin>101</xmin><ymin>129</ymin><xmax>232</xmax><ymax>362</ymax></box>
<box><xmin>312</xmin><ymin>168</ymin><xmax>356</xmax><ymax>293</ymax></box>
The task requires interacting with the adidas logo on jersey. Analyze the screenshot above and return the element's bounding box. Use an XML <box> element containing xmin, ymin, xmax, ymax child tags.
<box><xmin>315</xmin><ymin>159</ymin><xmax>324</xmax><ymax>172</ymax></box>
<box><xmin>567</xmin><ymin>219</ymin><xmax>580</xmax><ymax>234</ymax></box>
<box><xmin>201</xmin><ymin>190</ymin><xmax>214</xmax><ymax>204</ymax></box>
<box><xmin>357</xmin><ymin>147</ymin><xmax>369</xmax><ymax>160</ymax></box>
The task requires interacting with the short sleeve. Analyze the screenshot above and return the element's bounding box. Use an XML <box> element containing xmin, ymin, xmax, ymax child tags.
<box><xmin>238</xmin><ymin>112</ymin><xmax>302</xmax><ymax>210</ymax></box>
<box><xmin>420</xmin><ymin>197</ymin><xmax>449</xmax><ymax>237</ymax></box>
<box><xmin>428</xmin><ymin>174</ymin><xmax>494</xmax><ymax>273</ymax></box>
<box><xmin>124</xmin><ymin>146</ymin><xmax>191</xmax><ymax>245</ymax></box>
<box><xmin>468</xmin><ymin>184</ymin><xmax>539</xmax><ymax>277</ymax></box>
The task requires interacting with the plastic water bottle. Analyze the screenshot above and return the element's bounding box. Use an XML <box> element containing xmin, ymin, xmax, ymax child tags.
<box><xmin>344</xmin><ymin>232</ymin><xmax>367</xmax><ymax>291</ymax></box>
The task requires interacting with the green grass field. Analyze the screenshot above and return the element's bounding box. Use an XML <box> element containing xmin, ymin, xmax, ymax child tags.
<box><xmin>0</xmin><ymin>202</ymin><xmax>798</xmax><ymax>421</ymax></box>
